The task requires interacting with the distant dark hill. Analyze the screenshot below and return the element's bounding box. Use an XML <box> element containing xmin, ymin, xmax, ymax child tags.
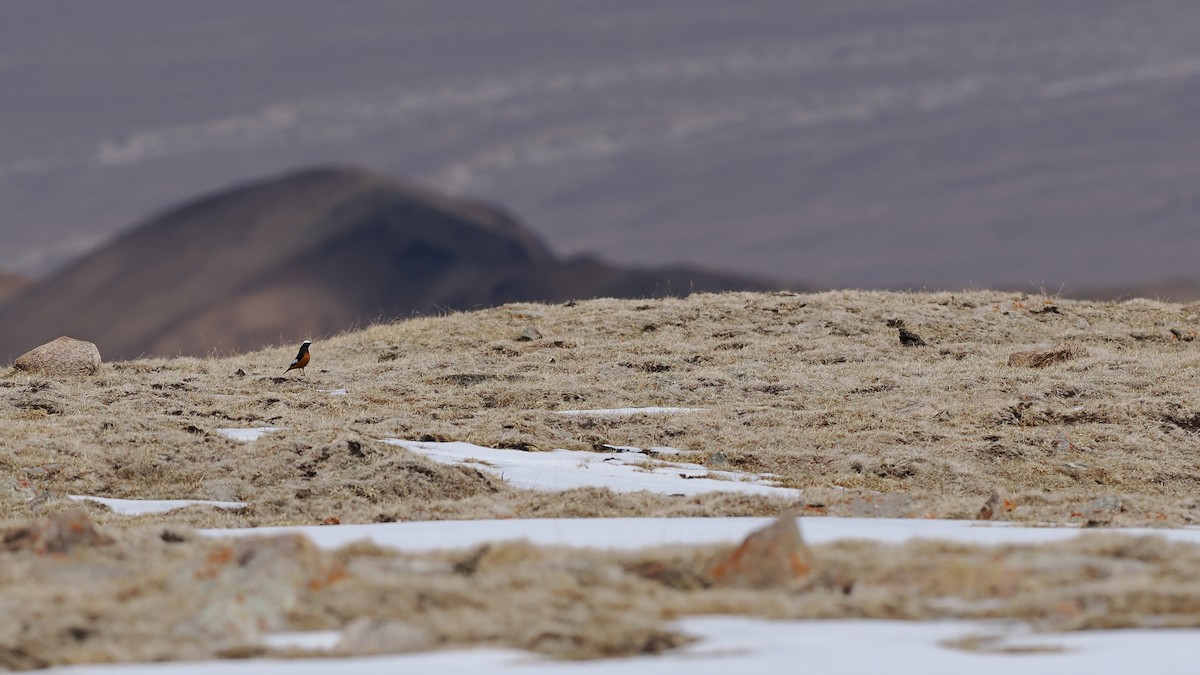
<box><xmin>0</xmin><ymin>168</ymin><xmax>787</xmax><ymax>361</ymax></box>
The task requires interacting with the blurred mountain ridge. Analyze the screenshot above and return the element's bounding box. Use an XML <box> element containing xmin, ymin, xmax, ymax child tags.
<box><xmin>0</xmin><ymin>167</ymin><xmax>786</xmax><ymax>361</ymax></box>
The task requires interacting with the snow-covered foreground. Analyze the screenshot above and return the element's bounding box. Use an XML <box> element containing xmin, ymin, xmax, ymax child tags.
<box><xmin>382</xmin><ymin>439</ymin><xmax>797</xmax><ymax>498</ymax></box>
<box><xmin>49</xmin><ymin>483</ymin><xmax>1200</xmax><ymax>674</ymax></box>
<box><xmin>203</xmin><ymin>515</ymin><xmax>1200</xmax><ymax>552</ymax></box>
<box><xmin>193</xmin><ymin>514</ymin><xmax>1200</xmax><ymax>673</ymax></box>
<box><xmin>81</xmin><ymin>424</ymin><xmax>1199</xmax><ymax>673</ymax></box>
<box><xmin>49</xmin><ymin>616</ymin><xmax>1200</xmax><ymax>674</ymax></box>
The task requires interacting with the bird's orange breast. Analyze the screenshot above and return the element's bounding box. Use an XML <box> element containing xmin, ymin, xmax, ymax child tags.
<box><xmin>288</xmin><ymin>352</ymin><xmax>310</xmax><ymax>371</ymax></box>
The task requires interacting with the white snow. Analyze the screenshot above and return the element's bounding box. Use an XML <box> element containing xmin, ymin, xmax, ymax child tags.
<box><xmin>260</xmin><ymin>632</ymin><xmax>342</xmax><ymax>651</ymax></box>
<box><xmin>382</xmin><ymin>439</ymin><xmax>797</xmax><ymax>498</ymax></box>
<box><xmin>45</xmin><ymin>616</ymin><xmax>1200</xmax><ymax>674</ymax></box>
<box><xmin>68</xmin><ymin>495</ymin><xmax>247</xmax><ymax>515</ymax></box>
<box><xmin>201</xmin><ymin>515</ymin><xmax>1200</xmax><ymax>553</ymax></box>
<box><xmin>320</xmin><ymin>389</ymin><xmax>348</xmax><ymax>396</ymax></box>
<box><xmin>215</xmin><ymin>427</ymin><xmax>285</xmax><ymax>442</ymax></box>
<box><xmin>554</xmin><ymin>406</ymin><xmax>704</xmax><ymax>415</ymax></box>
<box><xmin>596</xmin><ymin>444</ymin><xmax>701</xmax><ymax>456</ymax></box>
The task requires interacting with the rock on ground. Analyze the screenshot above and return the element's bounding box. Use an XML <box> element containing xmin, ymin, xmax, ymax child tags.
<box><xmin>2</xmin><ymin>509</ymin><xmax>112</xmax><ymax>554</ymax></box>
<box><xmin>183</xmin><ymin>534</ymin><xmax>347</xmax><ymax>639</ymax></box>
<box><xmin>977</xmin><ymin>490</ymin><xmax>1016</xmax><ymax>521</ymax></box>
<box><xmin>13</xmin><ymin>336</ymin><xmax>102</xmax><ymax>375</ymax></box>
<box><xmin>1007</xmin><ymin>340</ymin><xmax>1086</xmax><ymax>368</ymax></box>
<box><xmin>706</xmin><ymin>512</ymin><xmax>811</xmax><ymax>588</ymax></box>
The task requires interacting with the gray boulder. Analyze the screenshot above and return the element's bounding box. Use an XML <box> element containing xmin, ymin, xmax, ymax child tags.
<box><xmin>13</xmin><ymin>336</ymin><xmax>101</xmax><ymax>375</ymax></box>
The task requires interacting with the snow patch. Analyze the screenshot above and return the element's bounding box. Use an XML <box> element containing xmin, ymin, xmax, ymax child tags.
<box><xmin>202</xmin><ymin>516</ymin><xmax>1200</xmax><ymax>553</ymax></box>
<box><xmin>382</xmin><ymin>439</ymin><xmax>797</xmax><ymax>498</ymax></box>
<box><xmin>68</xmin><ymin>495</ymin><xmax>247</xmax><ymax>515</ymax></box>
<box><xmin>554</xmin><ymin>406</ymin><xmax>704</xmax><ymax>415</ymax></box>
<box><xmin>596</xmin><ymin>444</ymin><xmax>701</xmax><ymax>457</ymax></box>
<box><xmin>215</xmin><ymin>427</ymin><xmax>284</xmax><ymax>442</ymax></box>
<box><xmin>261</xmin><ymin>632</ymin><xmax>342</xmax><ymax>652</ymax></box>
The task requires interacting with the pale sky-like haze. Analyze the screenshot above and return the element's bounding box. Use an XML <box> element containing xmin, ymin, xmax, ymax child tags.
<box><xmin>2</xmin><ymin>0</ymin><xmax>1199</xmax><ymax>290</ymax></box>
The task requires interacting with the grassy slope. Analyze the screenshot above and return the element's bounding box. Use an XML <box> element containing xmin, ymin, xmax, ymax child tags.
<box><xmin>4</xmin><ymin>289</ymin><xmax>1199</xmax><ymax>528</ymax></box>
<box><xmin>3</xmin><ymin>290</ymin><xmax>1200</xmax><ymax>667</ymax></box>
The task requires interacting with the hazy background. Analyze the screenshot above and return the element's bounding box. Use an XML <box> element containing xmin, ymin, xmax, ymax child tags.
<box><xmin>2</xmin><ymin>0</ymin><xmax>1199</xmax><ymax>292</ymax></box>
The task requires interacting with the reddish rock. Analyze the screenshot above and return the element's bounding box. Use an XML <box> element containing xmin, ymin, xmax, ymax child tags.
<box><xmin>2</xmin><ymin>509</ymin><xmax>112</xmax><ymax>554</ymax></box>
<box><xmin>978</xmin><ymin>490</ymin><xmax>1017</xmax><ymax>521</ymax></box>
<box><xmin>707</xmin><ymin>513</ymin><xmax>811</xmax><ymax>588</ymax></box>
<box><xmin>183</xmin><ymin>535</ymin><xmax>349</xmax><ymax>639</ymax></box>
<box><xmin>1007</xmin><ymin>341</ymin><xmax>1086</xmax><ymax>368</ymax></box>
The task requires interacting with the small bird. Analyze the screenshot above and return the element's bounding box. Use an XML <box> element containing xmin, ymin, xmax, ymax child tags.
<box><xmin>285</xmin><ymin>340</ymin><xmax>311</xmax><ymax>375</ymax></box>
<box><xmin>898</xmin><ymin>327</ymin><xmax>926</xmax><ymax>347</ymax></box>
<box><xmin>888</xmin><ymin>319</ymin><xmax>926</xmax><ymax>347</ymax></box>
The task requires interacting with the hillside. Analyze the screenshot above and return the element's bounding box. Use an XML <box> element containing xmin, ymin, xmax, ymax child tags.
<box><xmin>3</xmin><ymin>290</ymin><xmax>1200</xmax><ymax>668</ymax></box>
<box><xmin>4</xmin><ymin>290</ymin><xmax>1199</xmax><ymax>528</ymax></box>
<box><xmin>0</xmin><ymin>168</ymin><xmax>780</xmax><ymax>362</ymax></box>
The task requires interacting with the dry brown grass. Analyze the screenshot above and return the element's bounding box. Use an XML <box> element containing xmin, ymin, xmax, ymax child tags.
<box><xmin>3</xmin><ymin>289</ymin><xmax>1200</xmax><ymax>668</ymax></box>
<box><xmin>3</xmin><ymin>289</ymin><xmax>1199</xmax><ymax>528</ymax></box>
